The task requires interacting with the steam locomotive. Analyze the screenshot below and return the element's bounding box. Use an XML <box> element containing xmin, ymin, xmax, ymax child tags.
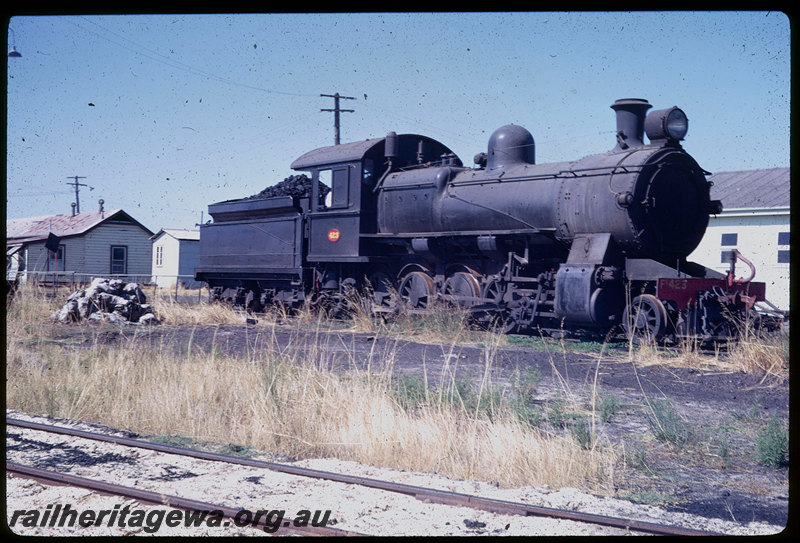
<box><xmin>195</xmin><ymin>98</ymin><xmax>781</xmax><ymax>341</ymax></box>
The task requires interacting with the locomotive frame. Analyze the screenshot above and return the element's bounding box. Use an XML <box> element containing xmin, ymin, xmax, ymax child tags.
<box><xmin>195</xmin><ymin>98</ymin><xmax>784</xmax><ymax>343</ymax></box>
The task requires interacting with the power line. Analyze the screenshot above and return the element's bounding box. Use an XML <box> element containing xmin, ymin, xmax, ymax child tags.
<box><xmin>70</xmin><ymin>17</ymin><xmax>319</xmax><ymax>98</ymax></box>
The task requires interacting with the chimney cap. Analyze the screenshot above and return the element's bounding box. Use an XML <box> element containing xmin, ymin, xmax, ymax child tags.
<box><xmin>611</xmin><ymin>98</ymin><xmax>651</xmax><ymax>108</ymax></box>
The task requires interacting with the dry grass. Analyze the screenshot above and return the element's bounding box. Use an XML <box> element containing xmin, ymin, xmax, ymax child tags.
<box><xmin>5</xmin><ymin>325</ymin><xmax>617</xmax><ymax>492</ymax></box>
<box><xmin>153</xmin><ymin>297</ymin><xmax>257</xmax><ymax>326</ymax></box>
<box><xmin>338</xmin><ymin>287</ymin><xmax>490</xmax><ymax>345</ymax></box>
<box><xmin>618</xmin><ymin>331</ymin><xmax>789</xmax><ymax>383</ymax></box>
<box><xmin>5</xmin><ymin>282</ymin><xmax>787</xmax><ymax>494</ymax></box>
<box><xmin>6</xmin><ymin>284</ymin><xmax>617</xmax><ymax>492</ymax></box>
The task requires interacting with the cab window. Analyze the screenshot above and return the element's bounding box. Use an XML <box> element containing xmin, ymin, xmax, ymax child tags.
<box><xmin>319</xmin><ymin>167</ymin><xmax>349</xmax><ymax>209</ymax></box>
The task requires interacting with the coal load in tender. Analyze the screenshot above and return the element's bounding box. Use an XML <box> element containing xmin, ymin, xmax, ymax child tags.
<box><xmin>245</xmin><ymin>174</ymin><xmax>330</xmax><ymax>201</ymax></box>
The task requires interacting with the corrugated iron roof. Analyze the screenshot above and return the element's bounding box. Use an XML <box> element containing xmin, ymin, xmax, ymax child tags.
<box><xmin>151</xmin><ymin>228</ymin><xmax>200</xmax><ymax>241</ymax></box>
<box><xmin>6</xmin><ymin>209</ymin><xmax>153</xmax><ymax>244</ymax></box>
<box><xmin>707</xmin><ymin>167</ymin><xmax>790</xmax><ymax>210</ymax></box>
<box><xmin>6</xmin><ymin>214</ymin><xmax>57</xmax><ymax>238</ymax></box>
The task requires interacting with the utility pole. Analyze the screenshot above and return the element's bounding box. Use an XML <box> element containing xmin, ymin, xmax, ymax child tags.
<box><xmin>65</xmin><ymin>176</ymin><xmax>90</xmax><ymax>214</ymax></box>
<box><xmin>320</xmin><ymin>93</ymin><xmax>356</xmax><ymax>145</ymax></box>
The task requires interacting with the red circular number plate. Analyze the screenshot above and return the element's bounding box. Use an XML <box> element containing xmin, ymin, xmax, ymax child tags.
<box><xmin>327</xmin><ymin>228</ymin><xmax>340</xmax><ymax>242</ymax></box>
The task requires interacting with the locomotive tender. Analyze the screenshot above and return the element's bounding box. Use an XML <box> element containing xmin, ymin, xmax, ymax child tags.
<box><xmin>196</xmin><ymin>98</ymin><xmax>777</xmax><ymax>341</ymax></box>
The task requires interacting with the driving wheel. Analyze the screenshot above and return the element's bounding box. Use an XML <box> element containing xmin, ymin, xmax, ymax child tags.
<box><xmin>398</xmin><ymin>271</ymin><xmax>435</xmax><ymax>309</ymax></box>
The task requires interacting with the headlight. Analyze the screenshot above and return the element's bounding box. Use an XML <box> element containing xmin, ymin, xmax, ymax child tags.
<box><xmin>645</xmin><ymin>106</ymin><xmax>689</xmax><ymax>142</ymax></box>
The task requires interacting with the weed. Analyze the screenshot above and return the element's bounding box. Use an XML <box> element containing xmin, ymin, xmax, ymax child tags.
<box><xmin>546</xmin><ymin>397</ymin><xmax>569</xmax><ymax>429</ymax></box>
<box><xmin>149</xmin><ymin>434</ymin><xmax>201</xmax><ymax>449</ymax></box>
<box><xmin>392</xmin><ymin>373</ymin><xmax>428</xmax><ymax>412</ymax></box>
<box><xmin>732</xmin><ymin>396</ymin><xmax>762</xmax><ymax>422</ymax></box>
<box><xmin>513</xmin><ymin>403</ymin><xmax>543</xmax><ymax>428</ymax></box>
<box><xmin>506</xmin><ymin>335</ymin><xmax>549</xmax><ymax>348</ymax></box>
<box><xmin>569</xmin><ymin>416</ymin><xmax>595</xmax><ymax>450</ymax></box>
<box><xmin>510</xmin><ymin>365</ymin><xmax>541</xmax><ymax>397</ymax></box>
<box><xmin>716</xmin><ymin>433</ymin><xmax>731</xmax><ymax>467</ymax></box>
<box><xmin>217</xmin><ymin>442</ymin><xmax>257</xmax><ymax>458</ymax></box>
<box><xmin>149</xmin><ymin>434</ymin><xmax>257</xmax><ymax>458</ymax></box>
<box><xmin>598</xmin><ymin>393</ymin><xmax>621</xmax><ymax>423</ymax></box>
<box><xmin>626</xmin><ymin>440</ymin><xmax>648</xmax><ymax>470</ymax></box>
<box><xmin>755</xmin><ymin>415</ymin><xmax>789</xmax><ymax>468</ymax></box>
<box><xmin>644</xmin><ymin>399</ymin><xmax>693</xmax><ymax>448</ymax></box>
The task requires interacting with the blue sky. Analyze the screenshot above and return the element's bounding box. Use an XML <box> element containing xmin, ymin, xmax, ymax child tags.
<box><xmin>6</xmin><ymin>12</ymin><xmax>791</xmax><ymax>232</ymax></box>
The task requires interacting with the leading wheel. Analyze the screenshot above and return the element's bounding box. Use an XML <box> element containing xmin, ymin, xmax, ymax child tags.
<box><xmin>481</xmin><ymin>278</ymin><xmax>518</xmax><ymax>333</ymax></box>
<box><xmin>623</xmin><ymin>294</ymin><xmax>668</xmax><ymax>342</ymax></box>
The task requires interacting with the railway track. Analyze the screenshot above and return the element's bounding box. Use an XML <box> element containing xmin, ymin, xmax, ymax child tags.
<box><xmin>7</xmin><ymin>416</ymin><xmax>721</xmax><ymax>536</ymax></box>
<box><xmin>7</xmin><ymin>461</ymin><xmax>363</xmax><ymax>536</ymax></box>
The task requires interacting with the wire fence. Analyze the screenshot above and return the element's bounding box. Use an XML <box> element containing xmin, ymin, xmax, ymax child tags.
<box><xmin>9</xmin><ymin>271</ymin><xmax>211</xmax><ymax>305</ymax></box>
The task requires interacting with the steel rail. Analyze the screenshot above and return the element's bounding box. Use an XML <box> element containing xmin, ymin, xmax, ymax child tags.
<box><xmin>7</xmin><ymin>461</ymin><xmax>362</xmax><ymax>536</ymax></box>
<box><xmin>7</xmin><ymin>417</ymin><xmax>721</xmax><ymax>536</ymax></box>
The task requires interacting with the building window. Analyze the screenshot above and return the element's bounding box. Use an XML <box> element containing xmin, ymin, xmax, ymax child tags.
<box><xmin>155</xmin><ymin>246</ymin><xmax>163</xmax><ymax>267</ymax></box>
<box><xmin>720</xmin><ymin>233</ymin><xmax>738</xmax><ymax>246</ymax></box>
<box><xmin>778</xmin><ymin>232</ymin><xmax>790</xmax><ymax>245</ymax></box>
<box><xmin>48</xmin><ymin>245</ymin><xmax>65</xmax><ymax>272</ymax></box>
<box><xmin>111</xmin><ymin>246</ymin><xmax>128</xmax><ymax>275</ymax></box>
<box><xmin>721</xmin><ymin>250</ymin><xmax>738</xmax><ymax>264</ymax></box>
<box><xmin>778</xmin><ymin>250</ymin><xmax>790</xmax><ymax>264</ymax></box>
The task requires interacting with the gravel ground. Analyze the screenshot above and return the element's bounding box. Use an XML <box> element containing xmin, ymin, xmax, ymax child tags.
<box><xmin>5</xmin><ymin>410</ymin><xmax>783</xmax><ymax>536</ymax></box>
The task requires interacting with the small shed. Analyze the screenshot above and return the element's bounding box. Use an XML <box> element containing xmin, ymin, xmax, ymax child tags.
<box><xmin>6</xmin><ymin>208</ymin><xmax>154</xmax><ymax>285</ymax></box>
<box><xmin>150</xmin><ymin>228</ymin><xmax>201</xmax><ymax>288</ymax></box>
<box><xmin>688</xmin><ymin>167</ymin><xmax>790</xmax><ymax>311</ymax></box>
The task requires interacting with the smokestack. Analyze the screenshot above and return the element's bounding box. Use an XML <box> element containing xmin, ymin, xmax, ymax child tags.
<box><xmin>71</xmin><ymin>202</ymin><xmax>76</xmax><ymax>217</ymax></box>
<box><xmin>610</xmin><ymin>98</ymin><xmax>652</xmax><ymax>152</ymax></box>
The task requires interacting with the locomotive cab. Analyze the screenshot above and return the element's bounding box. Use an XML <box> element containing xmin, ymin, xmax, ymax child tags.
<box><xmin>290</xmin><ymin>134</ymin><xmax>462</xmax><ymax>262</ymax></box>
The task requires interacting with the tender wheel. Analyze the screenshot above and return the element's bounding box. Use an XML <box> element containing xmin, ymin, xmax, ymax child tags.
<box><xmin>244</xmin><ymin>289</ymin><xmax>263</xmax><ymax>313</ymax></box>
<box><xmin>443</xmin><ymin>271</ymin><xmax>481</xmax><ymax>308</ymax></box>
<box><xmin>623</xmin><ymin>294</ymin><xmax>668</xmax><ymax>342</ymax></box>
<box><xmin>398</xmin><ymin>271</ymin><xmax>435</xmax><ymax>309</ymax></box>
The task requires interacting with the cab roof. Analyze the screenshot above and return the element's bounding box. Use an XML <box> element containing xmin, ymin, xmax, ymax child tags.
<box><xmin>291</xmin><ymin>133</ymin><xmax>462</xmax><ymax>170</ymax></box>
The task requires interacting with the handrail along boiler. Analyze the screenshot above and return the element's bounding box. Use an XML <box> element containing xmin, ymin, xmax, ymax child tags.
<box><xmin>195</xmin><ymin>98</ymin><xmax>782</xmax><ymax>341</ymax></box>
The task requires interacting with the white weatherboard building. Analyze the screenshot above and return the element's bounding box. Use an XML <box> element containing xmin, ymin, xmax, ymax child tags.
<box><xmin>688</xmin><ymin>167</ymin><xmax>790</xmax><ymax>311</ymax></box>
<box><xmin>7</xmin><ymin>208</ymin><xmax>154</xmax><ymax>284</ymax></box>
<box><xmin>150</xmin><ymin>229</ymin><xmax>201</xmax><ymax>288</ymax></box>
